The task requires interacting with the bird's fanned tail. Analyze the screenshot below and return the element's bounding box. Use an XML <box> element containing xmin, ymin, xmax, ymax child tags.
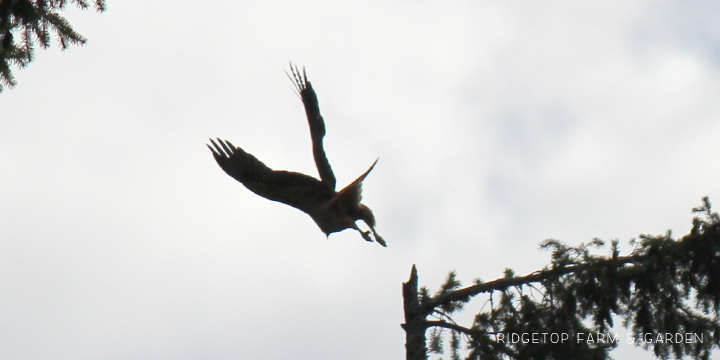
<box><xmin>330</xmin><ymin>159</ymin><xmax>386</xmax><ymax>247</ymax></box>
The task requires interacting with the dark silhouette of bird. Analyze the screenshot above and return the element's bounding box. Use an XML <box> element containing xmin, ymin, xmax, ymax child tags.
<box><xmin>207</xmin><ymin>65</ymin><xmax>386</xmax><ymax>247</ymax></box>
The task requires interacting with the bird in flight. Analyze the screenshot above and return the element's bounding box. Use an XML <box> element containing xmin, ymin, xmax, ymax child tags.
<box><xmin>207</xmin><ymin>65</ymin><xmax>386</xmax><ymax>247</ymax></box>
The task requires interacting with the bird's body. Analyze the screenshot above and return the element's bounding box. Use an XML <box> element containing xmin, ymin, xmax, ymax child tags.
<box><xmin>208</xmin><ymin>65</ymin><xmax>385</xmax><ymax>246</ymax></box>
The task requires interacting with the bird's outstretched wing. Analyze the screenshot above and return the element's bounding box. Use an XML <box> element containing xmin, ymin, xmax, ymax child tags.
<box><xmin>287</xmin><ymin>64</ymin><xmax>336</xmax><ymax>191</ymax></box>
<box><xmin>207</xmin><ymin>138</ymin><xmax>335</xmax><ymax>214</ymax></box>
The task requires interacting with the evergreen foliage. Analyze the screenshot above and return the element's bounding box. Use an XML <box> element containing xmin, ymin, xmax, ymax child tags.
<box><xmin>403</xmin><ymin>197</ymin><xmax>720</xmax><ymax>360</ymax></box>
<box><xmin>0</xmin><ymin>0</ymin><xmax>105</xmax><ymax>91</ymax></box>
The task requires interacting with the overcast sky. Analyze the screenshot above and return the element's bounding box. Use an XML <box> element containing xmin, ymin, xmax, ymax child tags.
<box><xmin>2</xmin><ymin>1</ymin><xmax>720</xmax><ymax>359</ymax></box>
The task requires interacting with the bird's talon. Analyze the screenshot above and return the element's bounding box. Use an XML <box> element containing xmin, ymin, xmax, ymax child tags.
<box><xmin>361</xmin><ymin>231</ymin><xmax>373</xmax><ymax>242</ymax></box>
<box><xmin>375</xmin><ymin>234</ymin><xmax>387</xmax><ymax>247</ymax></box>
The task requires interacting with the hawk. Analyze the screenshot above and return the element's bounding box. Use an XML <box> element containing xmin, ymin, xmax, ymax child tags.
<box><xmin>208</xmin><ymin>65</ymin><xmax>386</xmax><ymax>247</ymax></box>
